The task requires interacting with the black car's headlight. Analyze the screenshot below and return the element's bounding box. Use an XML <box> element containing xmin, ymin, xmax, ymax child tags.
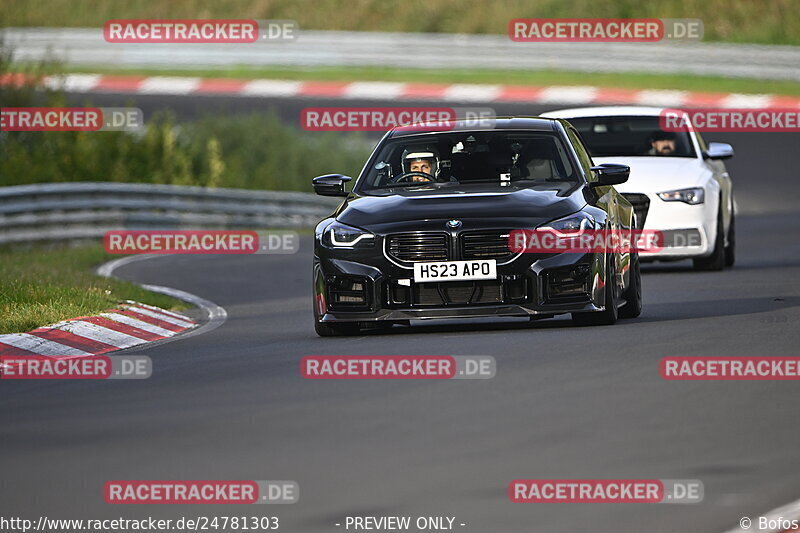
<box><xmin>539</xmin><ymin>212</ymin><xmax>596</xmax><ymax>232</ymax></box>
<box><xmin>322</xmin><ymin>221</ymin><xmax>375</xmax><ymax>249</ymax></box>
<box><xmin>657</xmin><ymin>187</ymin><xmax>705</xmax><ymax>205</ymax></box>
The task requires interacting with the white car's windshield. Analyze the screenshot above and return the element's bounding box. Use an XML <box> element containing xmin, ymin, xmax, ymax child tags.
<box><xmin>568</xmin><ymin>116</ymin><xmax>696</xmax><ymax>158</ymax></box>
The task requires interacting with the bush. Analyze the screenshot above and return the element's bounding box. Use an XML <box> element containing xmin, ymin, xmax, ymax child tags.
<box><xmin>0</xmin><ymin>112</ymin><xmax>371</xmax><ymax>191</ymax></box>
<box><xmin>0</xmin><ymin>42</ymin><xmax>371</xmax><ymax>192</ymax></box>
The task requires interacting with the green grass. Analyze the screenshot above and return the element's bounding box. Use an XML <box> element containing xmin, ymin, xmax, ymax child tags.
<box><xmin>44</xmin><ymin>64</ymin><xmax>800</xmax><ymax>97</ymax></box>
<box><xmin>2</xmin><ymin>0</ymin><xmax>800</xmax><ymax>46</ymax></box>
<box><xmin>0</xmin><ymin>244</ymin><xmax>187</xmax><ymax>334</ymax></box>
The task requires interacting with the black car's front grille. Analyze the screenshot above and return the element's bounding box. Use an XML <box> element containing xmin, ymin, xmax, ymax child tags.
<box><xmin>387</xmin><ymin>232</ymin><xmax>449</xmax><ymax>263</ymax></box>
<box><xmin>413</xmin><ymin>280</ymin><xmax>504</xmax><ymax>306</ymax></box>
<box><xmin>622</xmin><ymin>193</ymin><xmax>650</xmax><ymax>230</ymax></box>
<box><xmin>460</xmin><ymin>230</ymin><xmax>516</xmax><ymax>262</ymax></box>
<box><xmin>386</xmin><ymin>230</ymin><xmax>518</xmax><ymax>264</ymax></box>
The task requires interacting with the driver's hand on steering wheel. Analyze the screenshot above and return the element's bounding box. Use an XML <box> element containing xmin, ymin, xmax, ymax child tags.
<box><xmin>390</xmin><ymin>171</ymin><xmax>437</xmax><ymax>184</ymax></box>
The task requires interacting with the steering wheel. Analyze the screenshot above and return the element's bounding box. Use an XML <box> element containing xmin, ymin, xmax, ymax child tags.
<box><xmin>390</xmin><ymin>171</ymin><xmax>437</xmax><ymax>184</ymax></box>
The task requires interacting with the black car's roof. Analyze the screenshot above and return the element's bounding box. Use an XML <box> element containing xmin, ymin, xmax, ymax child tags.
<box><xmin>387</xmin><ymin>116</ymin><xmax>559</xmax><ymax>138</ymax></box>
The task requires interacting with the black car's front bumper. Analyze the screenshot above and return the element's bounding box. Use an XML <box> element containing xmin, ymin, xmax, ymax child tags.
<box><xmin>314</xmin><ymin>237</ymin><xmax>608</xmax><ymax>323</ymax></box>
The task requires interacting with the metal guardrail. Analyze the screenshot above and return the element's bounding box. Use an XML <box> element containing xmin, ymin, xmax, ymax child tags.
<box><xmin>4</xmin><ymin>28</ymin><xmax>800</xmax><ymax>81</ymax></box>
<box><xmin>0</xmin><ymin>182</ymin><xmax>341</xmax><ymax>244</ymax></box>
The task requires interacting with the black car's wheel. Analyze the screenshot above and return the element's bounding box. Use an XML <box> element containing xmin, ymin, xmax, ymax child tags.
<box><xmin>619</xmin><ymin>252</ymin><xmax>642</xmax><ymax>319</ymax></box>
<box><xmin>693</xmin><ymin>206</ymin><xmax>725</xmax><ymax>271</ymax></box>
<box><xmin>314</xmin><ymin>320</ymin><xmax>362</xmax><ymax>337</ymax></box>
<box><xmin>724</xmin><ymin>208</ymin><xmax>736</xmax><ymax>267</ymax></box>
<box><xmin>572</xmin><ymin>256</ymin><xmax>618</xmax><ymax>326</ymax></box>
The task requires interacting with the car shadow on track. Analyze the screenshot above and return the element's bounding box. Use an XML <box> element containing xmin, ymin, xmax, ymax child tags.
<box><xmin>631</xmin><ymin>296</ymin><xmax>798</xmax><ymax>324</ymax></box>
<box><xmin>350</xmin><ymin>316</ymin><xmax>602</xmax><ymax>337</ymax></box>
<box><xmin>642</xmin><ymin>259</ymin><xmax>800</xmax><ymax>273</ymax></box>
<box><xmin>339</xmin><ymin>296</ymin><xmax>799</xmax><ymax>337</ymax></box>
<box><xmin>362</xmin><ymin>317</ymin><xmax>578</xmax><ymax>335</ymax></box>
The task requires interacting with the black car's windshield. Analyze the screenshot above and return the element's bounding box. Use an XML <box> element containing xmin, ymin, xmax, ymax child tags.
<box><xmin>568</xmin><ymin>116</ymin><xmax>696</xmax><ymax>158</ymax></box>
<box><xmin>356</xmin><ymin>131</ymin><xmax>580</xmax><ymax>194</ymax></box>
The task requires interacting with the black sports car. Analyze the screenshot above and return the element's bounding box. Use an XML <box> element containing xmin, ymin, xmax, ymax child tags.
<box><xmin>311</xmin><ymin>117</ymin><xmax>641</xmax><ymax>336</ymax></box>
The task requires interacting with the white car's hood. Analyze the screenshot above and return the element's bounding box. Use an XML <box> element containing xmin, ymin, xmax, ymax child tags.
<box><xmin>592</xmin><ymin>156</ymin><xmax>708</xmax><ymax>194</ymax></box>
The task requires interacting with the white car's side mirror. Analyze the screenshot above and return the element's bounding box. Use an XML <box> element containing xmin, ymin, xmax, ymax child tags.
<box><xmin>703</xmin><ymin>142</ymin><xmax>734</xmax><ymax>160</ymax></box>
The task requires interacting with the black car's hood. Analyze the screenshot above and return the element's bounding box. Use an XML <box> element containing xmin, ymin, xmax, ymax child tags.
<box><xmin>335</xmin><ymin>186</ymin><xmax>587</xmax><ymax>231</ymax></box>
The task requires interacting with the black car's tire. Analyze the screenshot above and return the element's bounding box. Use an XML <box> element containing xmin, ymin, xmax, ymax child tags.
<box><xmin>724</xmin><ymin>208</ymin><xmax>736</xmax><ymax>267</ymax></box>
<box><xmin>572</xmin><ymin>257</ymin><xmax>618</xmax><ymax>326</ymax></box>
<box><xmin>619</xmin><ymin>252</ymin><xmax>642</xmax><ymax>319</ymax></box>
<box><xmin>314</xmin><ymin>321</ymin><xmax>362</xmax><ymax>337</ymax></box>
<box><xmin>693</xmin><ymin>207</ymin><xmax>725</xmax><ymax>271</ymax></box>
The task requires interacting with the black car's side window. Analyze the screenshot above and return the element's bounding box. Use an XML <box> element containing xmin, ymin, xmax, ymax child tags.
<box><xmin>566</xmin><ymin>127</ymin><xmax>596</xmax><ymax>182</ymax></box>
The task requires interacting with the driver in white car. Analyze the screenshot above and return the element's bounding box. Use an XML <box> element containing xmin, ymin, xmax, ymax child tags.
<box><xmin>648</xmin><ymin>131</ymin><xmax>678</xmax><ymax>156</ymax></box>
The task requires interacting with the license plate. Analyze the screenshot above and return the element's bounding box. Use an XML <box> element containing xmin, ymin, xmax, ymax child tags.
<box><xmin>413</xmin><ymin>260</ymin><xmax>497</xmax><ymax>283</ymax></box>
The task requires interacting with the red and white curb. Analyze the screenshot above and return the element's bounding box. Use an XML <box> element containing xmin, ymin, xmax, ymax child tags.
<box><xmin>2</xmin><ymin>73</ymin><xmax>799</xmax><ymax>108</ymax></box>
<box><xmin>0</xmin><ymin>254</ymin><xmax>227</xmax><ymax>363</ymax></box>
<box><xmin>96</xmin><ymin>254</ymin><xmax>228</xmax><ymax>347</ymax></box>
<box><xmin>0</xmin><ymin>301</ymin><xmax>196</xmax><ymax>358</ymax></box>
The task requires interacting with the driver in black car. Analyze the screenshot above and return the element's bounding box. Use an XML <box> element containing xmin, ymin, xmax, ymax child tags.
<box><xmin>401</xmin><ymin>147</ymin><xmax>439</xmax><ymax>182</ymax></box>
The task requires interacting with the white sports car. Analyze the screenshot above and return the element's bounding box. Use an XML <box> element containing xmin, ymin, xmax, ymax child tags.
<box><xmin>542</xmin><ymin>106</ymin><xmax>735</xmax><ymax>270</ymax></box>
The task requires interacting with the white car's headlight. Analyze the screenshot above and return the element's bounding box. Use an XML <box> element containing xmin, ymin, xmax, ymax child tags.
<box><xmin>657</xmin><ymin>187</ymin><xmax>705</xmax><ymax>205</ymax></box>
<box><xmin>322</xmin><ymin>221</ymin><xmax>375</xmax><ymax>248</ymax></box>
<box><xmin>539</xmin><ymin>212</ymin><xmax>596</xmax><ymax>232</ymax></box>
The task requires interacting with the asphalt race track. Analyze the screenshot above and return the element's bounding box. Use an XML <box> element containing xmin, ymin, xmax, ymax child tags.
<box><xmin>2</xmin><ymin>93</ymin><xmax>800</xmax><ymax>532</ymax></box>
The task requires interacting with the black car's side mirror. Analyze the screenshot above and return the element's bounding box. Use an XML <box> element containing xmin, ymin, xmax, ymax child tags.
<box><xmin>589</xmin><ymin>163</ymin><xmax>630</xmax><ymax>186</ymax></box>
<box><xmin>703</xmin><ymin>142</ymin><xmax>734</xmax><ymax>160</ymax></box>
<box><xmin>312</xmin><ymin>174</ymin><xmax>352</xmax><ymax>197</ymax></box>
